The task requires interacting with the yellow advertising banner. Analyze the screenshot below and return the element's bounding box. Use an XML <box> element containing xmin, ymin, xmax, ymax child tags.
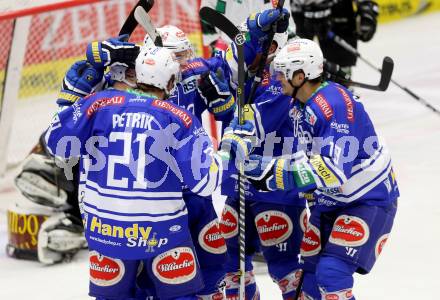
<box><xmin>377</xmin><ymin>0</ymin><xmax>440</xmax><ymax>23</ymax></box>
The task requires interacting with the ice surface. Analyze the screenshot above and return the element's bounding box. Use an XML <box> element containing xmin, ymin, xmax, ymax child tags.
<box><xmin>1</xmin><ymin>11</ymin><xmax>440</xmax><ymax>299</ymax></box>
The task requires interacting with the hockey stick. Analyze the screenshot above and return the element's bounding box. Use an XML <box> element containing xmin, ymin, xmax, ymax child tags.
<box><xmin>119</xmin><ymin>0</ymin><xmax>154</xmax><ymax>36</ymax></box>
<box><xmin>134</xmin><ymin>6</ymin><xmax>163</xmax><ymax>46</ymax></box>
<box><xmin>200</xmin><ymin>7</ymin><xmax>247</xmax><ymax>300</ymax></box>
<box><xmin>340</xmin><ymin>56</ymin><xmax>394</xmax><ymax>91</ymax></box>
<box><xmin>328</xmin><ymin>32</ymin><xmax>394</xmax><ymax>91</ymax></box>
<box><xmin>329</xmin><ymin>32</ymin><xmax>440</xmax><ymax>115</ymax></box>
<box><xmin>246</xmin><ymin>0</ymin><xmax>285</xmax><ymax>104</ymax></box>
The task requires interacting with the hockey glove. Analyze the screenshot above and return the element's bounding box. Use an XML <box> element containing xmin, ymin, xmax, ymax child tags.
<box><xmin>244</xmin><ymin>155</ymin><xmax>294</xmax><ymax>191</ymax></box>
<box><xmin>220</xmin><ymin>118</ymin><xmax>256</xmax><ymax>161</ymax></box>
<box><xmin>245</xmin><ymin>154</ymin><xmax>318</xmax><ymax>192</ymax></box>
<box><xmin>303</xmin><ymin>0</ymin><xmax>333</xmax><ymax>40</ymax></box>
<box><xmin>198</xmin><ymin>68</ymin><xmax>236</xmax><ymax>118</ymax></box>
<box><xmin>57</xmin><ymin>60</ymin><xmax>104</xmax><ymax>106</ymax></box>
<box><xmin>323</xmin><ymin>60</ymin><xmax>351</xmax><ymax>87</ymax></box>
<box><xmin>356</xmin><ymin>1</ymin><xmax>379</xmax><ymax>42</ymax></box>
<box><xmin>247</xmin><ymin>8</ymin><xmax>290</xmax><ymax>43</ymax></box>
<box><xmin>86</xmin><ymin>34</ymin><xmax>140</xmax><ymax>69</ymax></box>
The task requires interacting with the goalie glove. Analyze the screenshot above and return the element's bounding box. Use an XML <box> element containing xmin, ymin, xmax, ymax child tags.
<box><xmin>38</xmin><ymin>213</ymin><xmax>87</xmax><ymax>264</ymax></box>
<box><xmin>356</xmin><ymin>0</ymin><xmax>379</xmax><ymax>42</ymax></box>
<box><xmin>57</xmin><ymin>60</ymin><xmax>105</xmax><ymax>106</ymax></box>
<box><xmin>198</xmin><ymin>68</ymin><xmax>236</xmax><ymax>118</ymax></box>
<box><xmin>86</xmin><ymin>34</ymin><xmax>140</xmax><ymax>69</ymax></box>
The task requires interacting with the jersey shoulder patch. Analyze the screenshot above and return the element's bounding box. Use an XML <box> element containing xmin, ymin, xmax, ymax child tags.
<box><xmin>312</xmin><ymin>92</ymin><xmax>334</xmax><ymax>121</ymax></box>
<box><xmin>152</xmin><ymin>99</ymin><xmax>193</xmax><ymax>128</ymax></box>
<box><xmin>335</xmin><ymin>85</ymin><xmax>355</xmax><ymax>123</ymax></box>
<box><xmin>181</xmin><ymin>58</ymin><xmax>208</xmax><ymax>77</ymax></box>
<box><xmin>85</xmin><ymin>90</ymin><xmax>126</xmax><ymax>118</ymax></box>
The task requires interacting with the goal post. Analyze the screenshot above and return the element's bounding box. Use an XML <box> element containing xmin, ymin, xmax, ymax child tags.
<box><xmin>0</xmin><ymin>0</ymin><xmax>211</xmax><ymax>177</ymax></box>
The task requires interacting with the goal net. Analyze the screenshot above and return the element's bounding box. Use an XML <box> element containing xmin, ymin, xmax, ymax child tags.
<box><xmin>0</xmin><ymin>0</ymin><xmax>205</xmax><ymax>176</ymax></box>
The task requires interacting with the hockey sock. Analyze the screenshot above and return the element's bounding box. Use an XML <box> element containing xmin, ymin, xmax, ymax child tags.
<box><xmin>196</xmin><ymin>266</ymin><xmax>226</xmax><ymax>298</ymax></box>
<box><xmin>300</xmin><ymin>271</ymin><xmax>321</xmax><ymax>300</ymax></box>
<box><xmin>315</xmin><ymin>256</ymin><xmax>357</xmax><ymax>299</ymax></box>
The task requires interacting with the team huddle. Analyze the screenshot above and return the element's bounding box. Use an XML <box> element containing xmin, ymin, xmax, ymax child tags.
<box><xmin>7</xmin><ymin>5</ymin><xmax>398</xmax><ymax>300</ymax></box>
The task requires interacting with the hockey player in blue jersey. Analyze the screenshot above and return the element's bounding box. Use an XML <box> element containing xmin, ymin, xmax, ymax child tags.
<box><xmin>141</xmin><ymin>25</ymin><xmax>230</xmax><ymax>299</ymax></box>
<box><xmin>244</xmin><ymin>38</ymin><xmax>399</xmax><ymax>299</ymax></box>
<box><xmin>144</xmin><ymin>24</ymin><xmax>306</xmax><ymax>300</ymax></box>
<box><xmin>44</xmin><ymin>45</ymin><xmax>253</xmax><ymax>300</ymax></box>
<box><xmin>149</xmin><ymin>12</ymin><xmax>309</xmax><ymax>300</ymax></box>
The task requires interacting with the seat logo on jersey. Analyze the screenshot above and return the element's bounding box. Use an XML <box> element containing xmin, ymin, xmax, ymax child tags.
<box><xmin>220</xmin><ymin>205</ymin><xmax>238</xmax><ymax>239</ymax></box>
<box><xmin>300</xmin><ymin>223</ymin><xmax>321</xmax><ymax>257</ymax></box>
<box><xmin>255</xmin><ymin>210</ymin><xmax>293</xmax><ymax>246</ymax></box>
<box><xmin>152</xmin><ymin>247</ymin><xmax>197</xmax><ymax>284</ymax></box>
<box><xmin>152</xmin><ymin>99</ymin><xmax>192</xmax><ymax>128</ymax></box>
<box><xmin>89</xmin><ymin>251</ymin><xmax>125</xmax><ymax>286</ymax></box>
<box><xmin>329</xmin><ymin>215</ymin><xmax>370</xmax><ymax>247</ymax></box>
<box><xmin>375</xmin><ymin>233</ymin><xmax>389</xmax><ymax>258</ymax></box>
<box><xmin>198</xmin><ymin>220</ymin><xmax>227</xmax><ymax>254</ymax></box>
<box><xmin>87</xmin><ymin>96</ymin><xmax>125</xmax><ymax>118</ymax></box>
<box><xmin>336</xmin><ymin>86</ymin><xmax>355</xmax><ymax>123</ymax></box>
<box><xmin>313</xmin><ymin>94</ymin><xmax>333</xmax><ymax>120</ymax></box>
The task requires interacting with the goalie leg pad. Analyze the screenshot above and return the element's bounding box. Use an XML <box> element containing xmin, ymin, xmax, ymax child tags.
<box><xmin>38</xmin><ymin>212</ymin><xmax>86</xmax><ymax>264</ymax></box>
<box><xmin>15</xmin><ymin>154</ymin><xmax>73</xmax><ymax>208</ymax></box>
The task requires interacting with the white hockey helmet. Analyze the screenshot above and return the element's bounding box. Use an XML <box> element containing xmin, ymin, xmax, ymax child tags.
<box><xmin>144</xmin><ymin>25</ymin><xmax>194</xmax><ymax>64</ymax></box>
<box><xmin>109</xmin><ymin>65</ymin><xmax>136</xmax><ymax>88</ymax></box>
<box><xmin>135</xmin><ymin>46</ymin><xmax>180</xmax><ymax>95</ymax></box>
<box><xmin>274</xmin><ymin>39</ymin><xmax>324</xmax><ymax>81</ymax></box>
<box><xmin>270</xmin><ymin>31</ymin><xmax>288</xmax><ymax>57</ymax></box>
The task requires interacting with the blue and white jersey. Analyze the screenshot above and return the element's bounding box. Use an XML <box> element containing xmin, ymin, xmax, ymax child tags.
<box><xmin>221</xmin><ymin>68</ymin><xmax>306</xmax><ymax>206</ymax></box>
<box><xmin>45</xmin><ymin>89</ymin><xmax>222</xmax><ymax>259</ymax></box>
<box><xmin>289</xmin><ymin>81</ymin><xmax>400</xmax><ymax>211</ymax></box>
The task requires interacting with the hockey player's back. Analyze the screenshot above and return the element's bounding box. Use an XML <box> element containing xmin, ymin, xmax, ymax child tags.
<box><xmin>45</xmin><ymin>87</ymin><xmax>209</xmax><ymax>260</ymax></box>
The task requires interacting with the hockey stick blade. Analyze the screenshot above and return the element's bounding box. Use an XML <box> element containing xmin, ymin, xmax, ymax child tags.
<box><xmin>119</xmin><ymin>0</ymin><xmax>154</xmax><ymax>36</ymax></box>
<box><xmin>134</xmin><ymin>6</ymin><xmax>163</xmax><ymax>46</ymax></box>
<box><xmin>345</xmin><ymin>56</ymin><xmax>394</xmax><ymax>91</ymax></box>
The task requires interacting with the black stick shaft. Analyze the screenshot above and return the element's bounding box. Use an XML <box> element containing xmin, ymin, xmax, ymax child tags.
<box><xmin>330</xmin><ymin>32</ymin><xmax>440</xmax><ymax>115</ymax></box>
